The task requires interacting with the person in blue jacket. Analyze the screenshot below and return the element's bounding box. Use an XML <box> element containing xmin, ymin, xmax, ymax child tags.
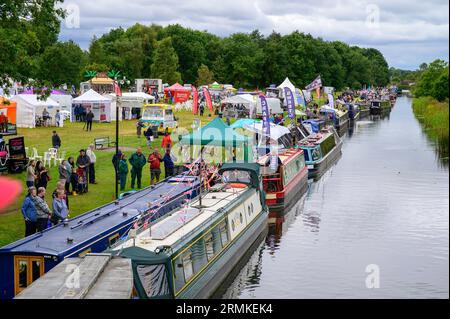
<box><xmin>21</xmin><ymin>187</ymin><xmax>37</xmax><ymax>237</ymax></box>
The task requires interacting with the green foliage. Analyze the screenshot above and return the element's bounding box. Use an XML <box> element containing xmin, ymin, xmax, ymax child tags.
<box><xmin>36</xmin><ymin>41</ymin><xmax>88</xmax><ymax>87</ymax></box>
<box><xmin>151</xmin><ymin>37</ymin><xmax>182</xmax><ymax>84</ymax></box>
<box><xmin>197</xmin><ymin>64</ymin><xmax>214</xmax><ymax>86</ymax></box>
<box><xmin>414</xmin><ymin>60</ymin><xmax>449</xmax><ymax>101</ymax></box>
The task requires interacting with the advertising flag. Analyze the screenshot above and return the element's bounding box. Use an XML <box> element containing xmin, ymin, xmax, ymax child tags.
<box><xmin>192</xmin><ymin>86</ymin><xmax>198</xmax><ymax>114</ymax></box>
<box><xmin>113</xmin><ymin>81</ymin><xmax>122</xmax><ymax>97</ymax></box>
<box><xmin>259</xmin><ymin>95</ymin><xmax>271</xmax><ymax>138</ymax></box>
<box><xmin>202</xmin><ymin>87</ymin><xmax>213</xmax><ymax>112</ymax></box>
<box><xmin>284</xmin><ymin>87</ymin><xmax>296</xmax><ymax>119</ymax></box>
<box><xmin>305</xmin><ymin>75</ymin><xmax>322</xmax><ymax>91</ymax></box>
<box><xmin>328</xmin><ymin>93</ymin><xmax>334</xmax><ymax>108</ymax></box>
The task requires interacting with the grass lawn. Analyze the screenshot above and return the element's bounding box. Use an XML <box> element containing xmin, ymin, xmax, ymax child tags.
<box><xmin>0</xmin><ymin>110</ymin><xmax>216</xmax><ymax>247</ymax></box>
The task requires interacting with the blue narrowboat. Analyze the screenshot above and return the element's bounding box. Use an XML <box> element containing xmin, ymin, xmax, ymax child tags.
<box><xmin>346</xmin><ymin>103</ymin><xmax>360</xmax><ymax>121</ymax></box>
<box><xmin>298</xmin><ymin>126</ymin><xmax>343</xmax><ymax>180</ymax></box>
<box><xmin>0</xmin><ymin>175</ymin><xmax>199</xmax><ymax>299</ymax></box>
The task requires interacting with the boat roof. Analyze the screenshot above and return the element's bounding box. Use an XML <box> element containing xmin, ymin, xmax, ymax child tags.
<box><xmin>0</xmin><ymin>176</ymin><xmax>198</xmax><ymax>256</ymax></box>
<box><xmin>111</xmin><ymin>185</ymin><xmax>249</xmax><ymax>254</ymax></box>
<box><xmin>298</xmin><ymin>129</ymin><xmax>333</xmax><ymax>147</ymax></box>
<box><xmin>257</xmin><ymin>148</ymin><xmax>303</xmax><ymax>167</ymax></box>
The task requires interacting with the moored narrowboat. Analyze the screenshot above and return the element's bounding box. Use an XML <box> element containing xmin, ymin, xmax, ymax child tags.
<box><xmin>298</xmin><ymin>127</ymin><xmax>343</xmax><ymax>180</ymax></box>
<box><xmin>346</xmin><ymin>103</ymin><xmax>360</xmax><ymax>121</ymax></box>
<box><xmin>257</xmin><ymin>148</ymin><xmax>308</xmax><ymax>213</ymax></box>
<box><xmin>370</xmin><ymin>100</ymin><xmax>382</xmax><ymax>115</ymax></box>
<box><xmin>0</xmin><ymin>174</ymin><xmax>199</xmax><ymax>299</ymax></box>
<box><xmin>319</xmin><ymin>106</ymin><xmax>349</xmax><ymax>136</ymax></box>
<box><xmin>109</xmin><ymin>163</ymin><xmax>268</xmax><ymax>299</ymax></box>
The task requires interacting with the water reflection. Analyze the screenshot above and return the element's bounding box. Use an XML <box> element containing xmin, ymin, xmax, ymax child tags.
<box><xmin>223</xmin><ymin>97</ymin><xmax>448</xmax><ymax>299</ymax></box>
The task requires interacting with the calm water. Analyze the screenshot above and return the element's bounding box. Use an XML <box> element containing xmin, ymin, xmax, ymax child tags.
<box><xmin>222</xmin><ymin>97</ymin><xmax>449</xmax><ymax>299</ymax></box>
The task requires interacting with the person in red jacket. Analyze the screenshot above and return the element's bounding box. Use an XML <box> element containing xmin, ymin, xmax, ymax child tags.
<box><xmin>148</xmin><ymin>149</ymin><xmax>162</xmax><ymax>185</ymax></box>
<box><xmin>161</xmin><ymin>129</ymin><xmax>172</xmax><ymax>149</ymax></box>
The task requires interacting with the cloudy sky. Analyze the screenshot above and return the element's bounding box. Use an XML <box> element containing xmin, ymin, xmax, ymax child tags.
<box><xmin>59</xmin><ymin>0</ymin><xmax>449</xmax><ymax>70</ymax></box>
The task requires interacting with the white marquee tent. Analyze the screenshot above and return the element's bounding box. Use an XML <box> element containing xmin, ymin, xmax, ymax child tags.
<box><xmin>72</xmin><ymin>89</ymin><xmax>112</xmax><ymax>122</ymax></box>
<box><xmin>12</xmin><ymin>94</ymin><xmax>60</xmax><ymax>128</ymax></box>
<box><xmin>277</xmin><ymin>77</ymin><xmax>299</xmax><ymax>106</ymax></box>
<box><xmin>109</xmin><ymin>92</ymin><xmax>155</xmax><ymax>120</ymax></box>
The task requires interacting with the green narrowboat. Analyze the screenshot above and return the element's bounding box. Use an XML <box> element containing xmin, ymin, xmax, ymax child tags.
<box><xmin>109</xmin><ymin>163</ymin><xmax>268</xmax><ymax>299</ymax></box>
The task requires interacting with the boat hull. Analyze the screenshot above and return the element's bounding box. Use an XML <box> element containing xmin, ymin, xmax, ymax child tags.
<box><xmin>176</xmin><ymin>207</ymin><xmax>269</xmax><ymax>299</ymax></box>
<box><xmin>307</xmin><ymin>141</ymin><xmax>343</xmax><ymax>180</ymax></box>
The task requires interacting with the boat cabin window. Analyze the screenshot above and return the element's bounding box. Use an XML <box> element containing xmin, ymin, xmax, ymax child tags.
<box><xmin>219</xmin><ymin>221</ymin><xmax>229</xmax><ymax>247</ymax></box>
<box><xmin>143</xmin><ymin>108</ymin><xmax>163</xmax><ymax>119</ymax></box>
<box><xmin>204</xmin><ymin>234</ymin><xmax>215</xmax><ymax>261</ymax></box>
<box><xmin>109</xmin><ymin>234</ymin><xmax>119</xmax><ymax>247</ymax></box>
<box><xmin>222</xmin><ymin>170</ymin><xmax>251</xmax><ymax>184</ymax></box>
<box><xmin>14</xmin><ymin>256</ymin><xmax>44</xmax><ymax>296</ymax></box>
<box><xmin>136</xmin><ymin>264</ymin><xmax>170</xmax><ymax>298</ymax></box>
<box><xmin>182</xmin><ymin>253</ymin><xmax>194</xmax><ymax>282</ymax></box>
<box><xmin>312</xmin><ymin>147</ymin><xmax>322</xmax><ymax>161</ymax></box>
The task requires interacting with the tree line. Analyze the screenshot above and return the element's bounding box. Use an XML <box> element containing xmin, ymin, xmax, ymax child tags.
<box><xmin>1</xmin><ymin>1</ymin><xmax>390</xmax><ymax>92</ymax></box>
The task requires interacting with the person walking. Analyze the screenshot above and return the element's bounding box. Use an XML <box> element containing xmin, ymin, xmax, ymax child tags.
<box><xmin>86</xmin><ymin>144</ymin><xmax>97</xmax><ymax>184</ymax></box>
<box><xmin>26</xmin><ymin>160</ymin><xmax>37</xmax><ymax>188</ymax></box>
<box><xmin>21</xmin><ymin>187</ymin><xmax>37</xmax><ymax>237</ymax></box>
<box><xmin>86</xmin><ymin>109</ymin><xmax>94</xmax><ymax>131</ymax></box>
<box><xmin>163</xmin><ymin>148</ymin><xmax>174</xmax><ymax>178</ymax></box>
<box><xmin>148</xmin><ymin>149</ymin><xmax>162</xmax><ymax>185</ymax></box>
<box><xmin>52</xmin><ymin>131</ymin><xmax>61</xmax><ymax>149</ymax></box>
<box><xmin>136</xmin><ymin>119</ymin><xmax>145</xmax><ymax>138</ymax></box>
<box><xmin>129</xmin><ymin>147</ymin><xmax>146</xmax><ymax>189</ymax></box>
<box><xmin>55</xmin><ymin>110</ymin><xmax>61</xmax><ymax>127</ymax></box>
<box><xmin>161</xmin><ymin>129</ymin><xmax>172</xmax><ymax>149</ymax></box>
<box><xmin>51</xmin><ymin>189</ymin><xmax>69</xmax><ymax>225</ymax></box>
<box><xmin>33</xmin><ymin>187</ymin><xmax>51</xmax><ymax>232</ymax></box>
<box><xmin>118</xmin><ymin>154</ymin><xmax>128</xmax><ymax>191</ymax></box>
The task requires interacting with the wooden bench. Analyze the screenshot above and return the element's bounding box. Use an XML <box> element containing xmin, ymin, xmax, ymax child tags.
<box><xmin>94</xmin><ymin>137</ymin><xmax>116</xmax><ymax>150</ymax></box>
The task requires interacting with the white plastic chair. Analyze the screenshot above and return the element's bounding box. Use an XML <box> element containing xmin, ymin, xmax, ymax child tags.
<box><xmin>43</xmin><ymin>152</ymin><xmax>52</xmax><ymax>167</ymax></box>
<box><xmin>30</xmin><ymin>148</ymin><xmax>43</xmax><ymax>162</ymax></box>
<box><xmin>54</xmin><ymin>150</ymin><xmax>66</xmax><ymax>166</ymax></box>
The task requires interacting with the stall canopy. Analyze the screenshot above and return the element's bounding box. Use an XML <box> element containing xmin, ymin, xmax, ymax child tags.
<box><xmin>164</xmin><ymin>83</ymin><xmax>190</xmax><ymax>104</ymax></box>
<box><xmin>180</xmin><ymin>117</ymin><xmax>248</xmax><ymax>147</ymax></box>
<box><xmin>221</xmin><ymin>95</ymin><xmax>254</xmax><ymax>106</ymax></box>
<box><xmin>11</xmin><ymin>94</ymin><xmax>60</xmax><ymax>128</ymax></box>
<box><xmin>72</xmin><ymin>89</ymin><xmax>112</xmax><ymax>122</ymax></box>
<box><xmin>242</xmin><ymin>121</ymin><xmax>291</xmax><ymax>141</ymax></box>
<box><xmin>256</xmin><ymin>97</ymin><xmax>283</xmax><ymax>115</ymax></box>
<box><xmin>209</xmin><ymin>82</ymin><xmax>222</xmax><ymax>90</ymax></box>
<box><xmin>109</xmin><ymin>92</ymin><xmax>155</xmax><ymax>120</ymax></box>
<box><xmin>0</xmin><ymin>96</ymin><xmax>17</xmax><ymax>124</ymax></box>
<box><xmin>50</xmin><ymin>92</ymin><xmax>73</xmax><ymax>122</ymax></box>
<box><xmin>278</xmin><ymin>77</ymin><xmax>299</xmax><ymax>106</ymax></box>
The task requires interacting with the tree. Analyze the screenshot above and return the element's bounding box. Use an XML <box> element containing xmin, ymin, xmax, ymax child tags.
<box><xmin>36</xmin><ymin>41</ymin><xmax>88</xmax><ymax>87</ymax></box>
<box><xmin>196</xmin><ymin>64</ymin><xmax>214</xmax><ymax>86</ymax></box>
<box><xmin>415</xmin><ymin>59</ymin><xmax>449</xmax><ymax>100</ymax></box>
<box><xmin>150</xmin><ymin>37</ymin><xmax>181</xmax><ymax>84</ymax></box>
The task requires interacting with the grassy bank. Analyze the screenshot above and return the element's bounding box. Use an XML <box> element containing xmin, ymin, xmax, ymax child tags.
<box><xmin>412</xmin><ymin>96</ymin><xmax>449</xmax><ymax>160</ymax></box>
<box><xmin>0</xmin><ymin>110</ymin><xmax>215</xmax><ymax>247</ymax></box>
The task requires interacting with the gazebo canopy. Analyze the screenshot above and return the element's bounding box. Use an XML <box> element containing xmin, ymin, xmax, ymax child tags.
<box><xmin>180</xmin><ymin>117</ymin><xmax>248</xmax><ymax>147</ymax></box>
<box><xmin>73</xmin><ymin>89</ymin><xmax>111</xmax><ymax>103</ymax></box>
<box><xmin>164</xmin><ymin>83</ymin><xmax>189</xmax><ymax>92</ymax></box>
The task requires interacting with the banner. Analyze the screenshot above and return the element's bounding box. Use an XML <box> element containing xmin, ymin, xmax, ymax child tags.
<box><xmin>284</xmin><ymin>87</ymin><xmax>296</xmax><ymax>119</ymax></box>
<box><xmin>315</xmin><ymin>87</ymin><xmax>321</xmax><ymax>100</ymax></box>
<box><xmin>305</xmin><ymin>75</ymin><xmax>322</xmax><ymax>91</ymax></box>
<box><xmin>113</xmin><ymin>81</ymin><xmax>122</xmax><ymax>97</ymax></box>
<box><xmin>192</xmin><ymin>86</ymin><xmax>198</xmax><ymax>114</ymax></box>
<box><xmin>328</xmin><ymin>93</ymin><xmax>334</xmax><ymax>108</ymax></box>
<box><xmin>259</xmin><ymin>95</ymin><xmax>271</xmax><ymax>138</ymax></box>
<box><xmin>202</xmin><ymin>87</ymin><xmax>213</xmax><ymax>112</ymax></box>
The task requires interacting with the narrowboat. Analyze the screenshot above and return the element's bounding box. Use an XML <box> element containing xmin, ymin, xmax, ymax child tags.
<box><xmin>257</xmin><ymin>148</ymin><xmax>308</xmax><ymax>213</ymax></box>
<box><xmin>319</xmin><ymin>106</ymin><xmax>349</xmax><ymax>136</ymax></box>
<box><xmin>0</xmin><ymin>174</ymin><xmax>199</xmax><ymax>299</ymax></box>
<box><xmin>298</xmin><ymin>127</ymin><xmax>343</xmax><ymax>180</ymax></box>
<box><xmin>357</xmin><ymin>102</ymin><xmax>370</xmax><ymax>118</ymax></box>
<box><xmin>346</xmin><ymin>103</ymin><xmax>360</xmax><ymax>121</ymax></box>
<box><xmin>369</xmin><ymin>100</ymin><xmax>382</xmax><ymax>115</ymax></box>
<box><xmin>109</xmin><ymin>163</ymin><xmax>269</xmax><ymax>299</ymax></box>
<box><xmin>141</xmin><ymin>103</ymin><xmax>178</xmax><ymax>135</ymax></box>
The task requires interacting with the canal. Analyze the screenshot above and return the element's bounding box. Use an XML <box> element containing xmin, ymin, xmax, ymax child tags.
<box><xmin>220</xmin><ymin>96</ymin><xmax>449</xmax><ymax>299</ymax></box>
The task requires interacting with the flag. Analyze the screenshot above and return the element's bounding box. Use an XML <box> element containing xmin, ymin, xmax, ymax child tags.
<box><xmin>305</xmin><ymin>75</ymin><xmax>322</xmax><ymax>91</ymax></box>
<box><xmin>328</xmin><ymin>93</ymin><xmax>334</xmax><ymax>108</ymax></box>
<box><xmin>284</xmin><ymin>87</ymin><xmax>296</xmax><ymax>119</ymax></box>
<box><xmin>114</xmin><ymin>81</ymin><xmax>122</xmax><ymax>97</ymax></box>
<box><xmin>315</xmin><ymin>87</ymin><xmax>321</xmax><ymax>100</ymax></box>
<box><xmin>202</xmin><ymin>87</ymin><xmax>213</xmax><ymax>112</ymax></box>
<box><xmin>259</xmin><ymin>95</ymin><xmax>270</xmax><ymax>138</ymax></box>
<box><xmin>192</xmin><ymin>86</ymin><xmax>198</xmax><ymax>114</ymax></box>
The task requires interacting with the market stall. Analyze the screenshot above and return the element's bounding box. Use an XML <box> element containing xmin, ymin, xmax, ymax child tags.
<box><xmin>0</xmin><ymin>97</ymin><xmax>17</xmax><ymax>135</ymax></box>
<box><xmin>11</xmin><ymin>94</ymin><xmax>60</xmax><ymax>128</ymax></box>
<box><xmin>109</xmin><ymin>92</ymin><xmax>155</xmax><ymax>120</ymax></box>
<box><xmin>72</xmin><ymin>89</ymin><xmax>112</xmax><ymax>122</ymax></box>
<box><xmin>164</xmin><ymin>83</ymin><xmax>190</xmax><ymax>104</ymax></box>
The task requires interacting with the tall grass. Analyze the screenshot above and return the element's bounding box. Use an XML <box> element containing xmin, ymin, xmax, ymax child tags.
<box><xmin>412</xmin><ymin>97</ymin><xmax>449</xmax><ymax>161</ymax></box>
